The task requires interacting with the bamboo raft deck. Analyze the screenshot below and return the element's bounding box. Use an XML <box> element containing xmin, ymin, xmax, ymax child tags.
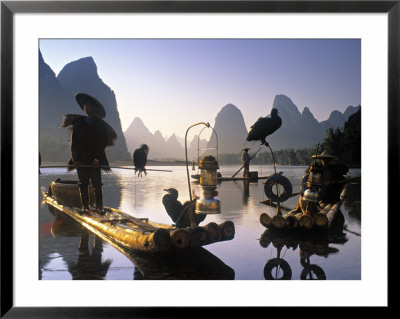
<box><xmin>259</xmin><ymin>186</ymin><xmax>347</xmax><ymax>234</ymax></box>
<box><xmin>41</xmin><ymin>186</ymin><xmax>235</xmax><ymax>253</ymax></box>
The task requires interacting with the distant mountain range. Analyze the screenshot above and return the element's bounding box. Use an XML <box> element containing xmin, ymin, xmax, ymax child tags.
<box><xmin>124</xmin><ymin>117</ymin><xmax>208</xmax><ymax>161</ymax></box>
<box><xmin>124</xmin><ymin>95</ymin><xmax>360</xmax><ymax>158</ymax></box>
<box><xmin>40</xmin><ymin>53</ymin><xmax>360</xmax><ymax>161</ymax></box>
<box><xmin>266</xmin><ymin>94</ymin><xmax>360</xmax><ymax>149</ymax></box>
<box><xmin>39</xmin><ymin>52</ymin><xmax>129</xmax><ymax>161</ymax></box>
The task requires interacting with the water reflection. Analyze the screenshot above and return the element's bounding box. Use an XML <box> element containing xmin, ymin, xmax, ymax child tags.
<box><xmin>343</xmin><ymin>181</ymin><xmax>361</xmax><ymax>221</ymax></box>
<box><xmin>129</xmin><ymin>247</ymin><xmax>235</xmax><ymax>280</ymax></box>
<box><xmin>44</xmin><ymin>205</ymin><xmax>234</xmax><ymax>280</ymax></box>
<box><xmin>67</xmin><ymin>229</ymin><xmax>112</xmax><ymax>280</ymax></box>
<box><xmin>242</xmin><ymin>180</ymin><xmax>250</xmax><ymax>205</ymax></box>
<box><xmin>40</xmin><ymin>165</ymin><xmax>361</xmax><ymax>280</ymax></box>
<box><xmin>260</xmin><ymin>229</ymin><xmax>348</xmax><ymax>280</ymax></box>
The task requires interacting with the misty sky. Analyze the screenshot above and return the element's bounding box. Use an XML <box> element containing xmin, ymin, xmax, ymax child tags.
<box><xmin>39</xmin><ymin>39</ymin><xmax>361</xmax><ymax>139</ymax></box>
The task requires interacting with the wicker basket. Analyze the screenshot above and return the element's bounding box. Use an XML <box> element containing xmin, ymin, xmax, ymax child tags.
<box><xmin>50</xmin><ymin>180</ymin><xmax>95</xmax><ymax>207</ymax></box>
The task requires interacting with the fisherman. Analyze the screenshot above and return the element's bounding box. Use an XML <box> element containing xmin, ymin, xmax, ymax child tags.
<box><xmin>61</xmin><ymin>93</ymin><xmax>117</xmax><ymax>215</ymax></box>
<box><xmin>291</xmin><ymin>150</ymin><xmax>348</xmax><ymax>216</ymax></box>
<box><xmin>241</xmin><ymin>148</ymin><xmax>251</xmax><ymax>178</ymax></box>
<box><xmin>311</xmin><ymin>150</ymin><xmax>349</xmax><ymax>204</ymax></box>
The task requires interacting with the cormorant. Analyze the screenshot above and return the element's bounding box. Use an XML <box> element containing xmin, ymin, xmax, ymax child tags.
<box><xmin>162</xmin><ymin>188</ymin><xmax>206</xmax><ymax>228</ymax></box>
<box><xmin>133</xmin><ymin>144</ymin><xmax>149</xmax><ymax>177</ymax></box>
<box><xmin>246</xmin><ymin>108</ymin><xmax>282</xmax><ymax>146</ymax></box>
<box><xmin>162</xmin><ymin>188</ymin><xmax>184</xmax><ymax>223</ymax></box>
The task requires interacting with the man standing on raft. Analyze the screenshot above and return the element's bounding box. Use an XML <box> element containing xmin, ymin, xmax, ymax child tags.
<box><xmin>241</xmin><ymin>147</ymin><xmax>251</xmax><ymax>178</ymax></box>
<box><xmin>61</xmin><ymin>93</ymin><xmax>117</xmax><ymax>215</ymax></box>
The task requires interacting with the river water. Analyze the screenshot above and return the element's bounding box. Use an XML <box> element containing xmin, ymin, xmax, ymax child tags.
<box><xmin>39</xmin><ymin>165</ymin><xmax>361</xmax><ymax>280</ymax></box>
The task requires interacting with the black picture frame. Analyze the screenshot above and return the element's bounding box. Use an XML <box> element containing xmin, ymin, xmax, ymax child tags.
<box><xmin>1</xmin><ymin>0</ymin><xmax>395</xmax><ymax>317</ymax></box>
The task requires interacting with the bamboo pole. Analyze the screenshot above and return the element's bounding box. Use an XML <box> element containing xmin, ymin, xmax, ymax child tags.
<box><xmin>313</xmin><ymin>213</ymin><xmax>329</xmax><ymax>228</ymax></box>
<box><xmin>327</xmin><ymin>186</ymin><xmax>347</xmax><ymax>228</ymax></box>
<box><xmin>284</xmin><ymin>214</ymin><xmax>299</xmax><ymax>229</ymax></box>
<box><xmin>296</xmin><ymin>213</ymin><xmax>313</xmax><ymax>229</ymax></box>
<box><xmin>260</xmin><ymin>213</ymin><xmax>273</xmax><ymax>228</ymax></box>
<box><xmin>322</xmin><ymin>203</ymin><xmax>333</xmax><ymax>213</ymax></box>
<box><xmin>188</xmin><ymin>227</ymin><xmax>209</xmax><ymax>246</ymax></box>
<box><xmin>272</xmin><ymin>215</ymin><xmax>286</xmax><ymax>229</ymax></box>
<box><xmin>204</xmin><ymin>222</ymin><xmax>222</xmax><ymax>242</ymax></box>
<box><xmin>41</xmin><ymin>165</ymin><xmax>172</xmax><ymax>173</ymax></box>
<box><xmin>326</xmin><ymin>203</ymin><xmax>342</xmax><ymax>226</ymax></box>
<box><xmin>231</xmin><ymin>147</ymin><xmax>262</xmax><ymax>178</ymax></box>
<box><xmin>220</xmin><ymin>221</ymin><xmax>235</xmax><ymax>240</ymax></box>
<box><xmin>170</xmin><ymin>228</ymin><xmax>191</xmax><ymax>249</ymax></box>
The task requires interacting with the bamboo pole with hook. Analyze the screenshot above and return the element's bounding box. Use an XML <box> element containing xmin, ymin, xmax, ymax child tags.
<box><xmin>231</xmin><ymin>146</ymin><xmax>262</xmax><ymax>179</ymax></box>
<box><xmin>40</xmin><ymin>165</ymin><xmax>172</xmax><ymax>173</ymax></box>
<box><xmin>266</xmin><ymin>143</ymin><xmax>282</xmax><ymax>216</ymax></box>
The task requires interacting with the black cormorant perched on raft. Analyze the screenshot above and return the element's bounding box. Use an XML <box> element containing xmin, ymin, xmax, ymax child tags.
<box><xmin>162</xmin><ymin>188</ymin><xmax>206</xmax><ymax>228</ymax></box>
<box><xmin>247</xmin><ymin>108</ymin><xmax>282</xmax><ymax>146</ymax></box>
<box><xmin>133</xmin><ymin>144</ymin><xmax>149</xmax><ymax>177</ymax></box>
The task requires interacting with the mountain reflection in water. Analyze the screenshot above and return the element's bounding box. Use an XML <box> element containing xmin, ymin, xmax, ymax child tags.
<box><xmin>39</xmin><ymin>165</ymin><xmax>361</xmax><ymax>280</ymax></box>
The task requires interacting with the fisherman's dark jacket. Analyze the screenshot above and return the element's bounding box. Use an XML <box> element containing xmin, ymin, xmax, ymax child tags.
<box><xmin>61</xmin><ymin>114</ymin><xmax>117</xmax><ymax>171</ymax></box>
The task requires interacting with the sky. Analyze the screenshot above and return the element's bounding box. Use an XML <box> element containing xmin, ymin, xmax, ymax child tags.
<box><xmin>39</xmin><ymin>39</ymin><xmax>361</xmax><ymax>139</ymax></box>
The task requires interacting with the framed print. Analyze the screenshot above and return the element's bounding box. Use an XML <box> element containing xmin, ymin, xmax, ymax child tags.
<box><xmin>1</xmin><ymin>0</ymin><xmax>396</xmax><ymax>316</ymax></box>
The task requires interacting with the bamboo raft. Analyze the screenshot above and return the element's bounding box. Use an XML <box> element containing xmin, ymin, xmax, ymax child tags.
<box><xmin>259</xmin><ymin>186</ymin><xmax>347</xmax><ymax>233</ymax></box>
<box><xmin>48</xmin><ymin>205</ymin><xmax>235</xmax><ymax>279</ymax></box>
<box><xmin>41</xmin><ymin>182</ymin><xmax>235</xmax><ymax>253</ymax></box>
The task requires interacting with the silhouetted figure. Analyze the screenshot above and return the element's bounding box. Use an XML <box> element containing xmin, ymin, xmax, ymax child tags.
<box><xmin>162</xmin><ymin>188</ymin><xmax>206</xmax><ymax>228</ymax></box>
<box><xmin>39</xmin><ymin>152</ymin><xmax>41</xmax><ymax>175</ymax></box>
<box><xmin>241</xmin><ymin>148</ymin><xmax>251</xmax><ymax>177</ymax></box>
<box><xmin>61</xmin><ymin>93</ymin><xmax>117</xmax><ymax>215</ymax></box>
<box><xmin>311</xmin><ymin>150</ymin><xmax>349</xmax><ymax>204</ymax></box>
<box><xmin>133</xmin><ymin>144</ymin><xmax>149</xmax><ymax>177</ymax></box>
<box><xmin>247</xmin><ymin>108</ymin><xmax>282</xmax><ymax>146</ymax></box>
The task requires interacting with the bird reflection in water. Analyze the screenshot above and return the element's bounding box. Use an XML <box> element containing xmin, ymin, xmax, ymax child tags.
<box><xmin>67</xmin><ymin>228</ymin><xmax>112</xmax><ymax>280</ymax></box>
<box><xmin>260</xmin><ymin>230</ymin><xmax>347</xmax><ymax>280</ymax></box>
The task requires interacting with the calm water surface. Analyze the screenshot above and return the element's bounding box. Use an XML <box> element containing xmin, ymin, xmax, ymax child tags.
<box><xmin>39</xmin><ymin>165</ymin><xmax>361</xmax><ymax>280</ymax></box>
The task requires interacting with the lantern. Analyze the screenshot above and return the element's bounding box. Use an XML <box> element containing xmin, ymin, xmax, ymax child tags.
<box><xmin>195</xmin><ymin>156</ymin><xmax>221</xmax><ymax>215</ymax></box>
